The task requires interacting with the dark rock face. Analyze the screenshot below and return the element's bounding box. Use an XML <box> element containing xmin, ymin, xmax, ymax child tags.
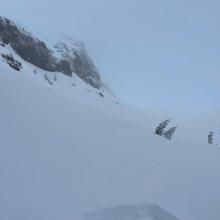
<box><xmin>71</xmin><ymin>47</ymin><xmax>101</xmax><ymax>88</ymax></box>
<box><xmin>0</xmin><ymin>17</ymin><xmax>54</xmax><ymax>72</ymax></box>
<box><xmin>55</xmin><ymin>59</ymin><xmax>72</xmax><ymax>76</ymax></box>
<box><xmin>53</xmin><ymin>41</ymin><xmax>101</xmax><ymax>88</ymax></box>
<box><xmin>98</xmin><ymin>92</ymin><xmax>104</xmax><ymax>98</ymax></box>
<box><xmin>0</xmin><ymin>17</ymin><xmax>102</xmax><ymax>88</ymax></box>
<box><xmin>1</xmin><ymin>54</ymin><xmax>22</xmax><ymax>71</ymax></box>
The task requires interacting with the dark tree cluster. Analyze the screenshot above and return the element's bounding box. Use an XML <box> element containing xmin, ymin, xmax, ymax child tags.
<box><xmin>208</xmin><ymin>132</ymin><xmax>214</xmax><ymax>144</ymax></box>
<box><xmin>155</xmin><ymin>119</ymin><xmax>178</xmax><ymax>140</ymax></box>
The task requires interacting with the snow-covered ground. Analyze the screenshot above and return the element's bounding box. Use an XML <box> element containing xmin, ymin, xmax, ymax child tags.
<box><xmin>0</xmin><ymin>45</ymin><xmax>220</xmax><ymax>220</ymax></box>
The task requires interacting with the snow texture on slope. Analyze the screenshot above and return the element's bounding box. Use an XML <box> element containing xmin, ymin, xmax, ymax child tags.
<box><xmin>0</xmin><ymin>44</ymin><xmax>220</xmax><ymax>220</ymax></box>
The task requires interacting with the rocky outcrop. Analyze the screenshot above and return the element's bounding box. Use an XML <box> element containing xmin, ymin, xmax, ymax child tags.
<box><xmin>1</xmin><ymin>54</ymin><xmax>22</xmax><ymax>71</ymax></box>
<box><xmin>0</xmin><ymin>17</ymin><xmax>54</xmax><ymax>71</ymax></box>
<box><xmin>0</xmin><ymin>17</ymin><xmax>101</xmax><ymax>88</ymax></box>
<box><xmin>53</xmin><ymin>40</ymin><xmax>101</xmax><ymax>88</ymax></box>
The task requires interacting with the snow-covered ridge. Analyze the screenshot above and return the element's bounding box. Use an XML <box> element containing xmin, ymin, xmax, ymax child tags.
<box><xmin>84</xmin><ymin>203</ymin><xmax>180</xmax><ymax>220</ymax></box>
<box><xmin>51</xmin><ymin>36</ymin><xmax>101</xmax><ymax>88</ymax></box>
<box><xmin>0</xmin><ymin>43</ymin><xmax>117</xmax><ymax>108</ymax></box>
<box><xmin>49</xmin><ymin>37</ymin><xmax>84</xmax><ymax>60</ymax></box>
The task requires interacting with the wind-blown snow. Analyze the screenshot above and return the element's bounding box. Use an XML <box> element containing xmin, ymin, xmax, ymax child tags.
<box><xmin>47</xmin><ymin>36</ymin><xmax>84</xmax><ymax>60</ymax></box>
<box><xmin>0</xmin><ymin>44</ymin><xmax>220</xmax><ymax>220</ymax></box>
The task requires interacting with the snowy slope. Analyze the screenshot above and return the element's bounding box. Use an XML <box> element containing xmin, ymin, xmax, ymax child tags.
<box><xmin>0</xmin><ymin>45</ymin><xmax>220</xmax><ymax>220</ymax></box>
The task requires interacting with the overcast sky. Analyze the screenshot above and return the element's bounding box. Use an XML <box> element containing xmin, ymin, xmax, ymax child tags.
<box><xmin>0</xmin><ymin>0</ymin><xmax>219</xmax><ymax>113</ymax></box>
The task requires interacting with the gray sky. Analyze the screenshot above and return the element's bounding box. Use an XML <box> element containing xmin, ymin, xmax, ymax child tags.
<box><xmin>1</xmin><ymin>0</ymin><xmax>219</xmax><ymax>113</ymax></box>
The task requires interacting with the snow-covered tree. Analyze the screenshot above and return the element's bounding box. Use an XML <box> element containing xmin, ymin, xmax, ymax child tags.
<box><xmin>163</xmin><ymin>126</ymin><xmax>178</xmax><ymax>140</ymax></box>
<box><xmin>208</xmin><ymin>132</ymin><xmax>214</xmax><ymax>144</ymax></box>
<box><xmin>155</xmin><ymin>119</ymin><xmax>170</xmax><ymax>136</ymax></box>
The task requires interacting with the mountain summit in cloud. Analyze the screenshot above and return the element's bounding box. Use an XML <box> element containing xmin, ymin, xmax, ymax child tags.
<box><xmin>0</xmin><ymin>16</ymin><xmax>101</xmax><ymax>88</ymax></box>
